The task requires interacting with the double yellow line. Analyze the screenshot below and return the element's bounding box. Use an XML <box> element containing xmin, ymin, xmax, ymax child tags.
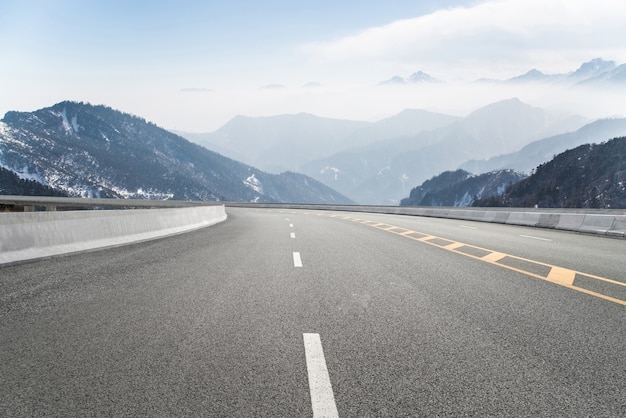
<box><xmin>323</xmin><ymin>214</ymin><xmax>626</xmax><ymax>307</ymax></box>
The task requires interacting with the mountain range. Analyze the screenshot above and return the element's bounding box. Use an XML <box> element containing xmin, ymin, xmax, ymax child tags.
<box><xmin>388</xmin><ymin>58</ymin><xmax>626</xmax><ymax>87</ymax></box>
<box><xmin>299</xmin><ymin>98</ymin><xmax>589</xmax><ymax>204</ymax></box>
<box><xmin>180</xmin><ymin>109</ymin><xmax>459</xmax><ymax>174</ymax></box>
<box><xmin>181</xmin><ymin>98</ymin><xmax>614</xmax><ymax>204</ymax></box>
<box><xmin>379</xmin><ymin>71</ymin><xmax>444</xmax><ymax>85</ymax></box>
<box><xmin>0</xmin><ymin>102</ymin><xmax>354</xmax><ymax>204</ymax></box>
<box><xmin>487</xmin><ymin>58</ymin><xmax>626</xmax><ymax>86</ymax></box>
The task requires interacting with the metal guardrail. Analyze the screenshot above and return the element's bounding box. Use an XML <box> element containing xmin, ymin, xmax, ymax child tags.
<box><xmin>224</xmin><ymin>202</ymin><xmax>626</xmax><ymax>215</ymax></box>
<box><xmin>2</xmin><ymin>196</ymin><xmax>625</xmax><ymax>214</ymax></box>
<box><xmin>0</xmin><ymin>195</ymin><xmax>221</xmax><ymax>211</ymax></box>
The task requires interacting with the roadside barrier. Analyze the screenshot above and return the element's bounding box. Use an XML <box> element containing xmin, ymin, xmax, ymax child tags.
<box><xmin>0</xmin><ymin>205</ymin><xmax>226</xmax><ymax>266</ymax></box>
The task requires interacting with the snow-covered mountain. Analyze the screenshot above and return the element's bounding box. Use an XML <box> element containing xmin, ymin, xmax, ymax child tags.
<box><xmin>0</xmin><ymin>101</ymin><xmax>354</xmax><ymax>204</ymax></box>
<box><xmin>442</xmin><ymin>58</ymin><xmax>626</xmax><ymax>87</ymax></box>
<box><xmin>484</xmin><ymin>58</ymin><xmax>626</xmax><ymax>86</ymax></box>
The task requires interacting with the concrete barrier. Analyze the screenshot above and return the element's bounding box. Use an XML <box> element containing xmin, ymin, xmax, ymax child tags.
<box><xmin>554</xmin><ymin>213</ymin><xmax>586</xmax><ymax>232</ymax></box>
<box><xmin>578</xmin><ymin>214</ymin><xmax>619</xmax><ymax>235</ymax></box>
<box><xmin>0</xmin><ymin>205</ymin><xmax>226</xmax><ymax>266</ymax></box>
<box><xmin>607</xmin><ymin>216</ymin><xmax>626</xmax><ymax>238</ymax></box>
<box><xmin>506</xmin><ymin>212</ymin><xmax>543</xmax><ymax>227</ymax></box>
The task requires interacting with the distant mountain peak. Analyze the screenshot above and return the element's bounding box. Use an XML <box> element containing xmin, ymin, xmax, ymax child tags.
<box><xmin>483</xmin><ymin>57</ymin><xmax>626</xmax><ymax>86</ymax></box>
<box><xmin>465</xmin><ymin>97</ymin><xmax>533</xmax><ymax>118</ymax></box>
<box><xmin>570</xmin><ymin>57</ymin><xmax>617</xmax><ymax>79</ymax></box>
<box><xmin>378</xmin><ymin>75</ymin><xmax>408</xmax><ymax>85</ymax></box>
<box><xmin>407</xmin><ymin>71</ymin><xmax>442</xmax><ymax>83</ymax></box>
<box><xmin>379</xmin><ymin>71</ymin><xmax>441</xmax><ymax>85</ymax></box>
<box><xmin>507</xmin><ymin>68</ymin><xmax>560</xmax><ymax>83</ymax></box>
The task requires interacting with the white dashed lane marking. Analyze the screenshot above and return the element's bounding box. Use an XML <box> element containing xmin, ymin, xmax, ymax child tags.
<box><xmin>293</xmin><ymin>252</ymin><xmax>303</xmax><ymax>267</ymax></box>
<box><xmin>303</xmin><ymin>333</ymin><xmax>339</xmax><ymax>418</ymax></box>
<box><xmin>520</xmin><ymin>234</ymin><xmax>552</xmax><ymax>241</ymax></box>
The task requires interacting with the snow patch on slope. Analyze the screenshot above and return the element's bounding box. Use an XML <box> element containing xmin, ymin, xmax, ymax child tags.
<box><xmin>320</xmin><ymin>166</ymin><xmax>341</xmax><ymax>181</ymax></box>
<box><xmin>244</xmin><ymin>173</ymin><xmax>263</xmax><ymax>194</ymax></box>
<box><xmin>60</xmin><ymin>107</ymin><xmax>80</xmax><ymax>134</ymax></box>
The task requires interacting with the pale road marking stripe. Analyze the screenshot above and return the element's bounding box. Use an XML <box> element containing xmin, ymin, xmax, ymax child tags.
<box><xmin>291</xmin><ymin>232</ymin><xmax>296</xmax><ymax>239</ymax></box>
<box><xmin>285</xmin><ymin>218</ymin><xmax>290</xmax><ymax>221</ymax></box>
<box><xmin>520</xmin><ymin>234</ymin><xmax>552</xmax><ymax>242</ymax></box>
<box><xmin>293</xmin><ymin>252</ymin><xmax>303</xmax><ymax>267</ymax></box>
<box><xmin>459</xmin><ymin>225</ymin><xmax>478</xmax><ymax>230</ymax></box>
<box><xmin>444</xmin><ymin>242</ymin><xmax>465</xmax><ymax>250</ymax></box>
<box><xmin>482</xmin><ymin>251</ymin><xmax>507</xmax><ymax>263</ymax></box>
<box><xmin>547</xmin><ymin>267</ymin><xmax>576</xmax><ymax>286</ymax></box>
<box><xmin>303</xmin><ymin>333</ymin><xmax>339</xmax><ymax>418</ymax></box>
<box><xmin>290</xmin><ymin>223</ymin><xmax>294</xmax><ymax>228</ymax></box>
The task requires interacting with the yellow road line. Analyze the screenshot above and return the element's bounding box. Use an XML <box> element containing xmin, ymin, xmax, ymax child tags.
<box><xmin>547</xmin><ymin>267</ymin><xmax>577</xmax><ymax>286</ymax></box>
<box><xmin>482</xmin><ymin>252</ymin><xmax>507</xmax><ymax>263</ymax></box>
<box><xmin>323</xmin><ymin>213</ymin><xmax>625</xmax><ymax>306</ymax></box>
<box><xmin>444</xmin><ymin>242</ymin><xmax>465</xmax><ymax>251</ymax></box>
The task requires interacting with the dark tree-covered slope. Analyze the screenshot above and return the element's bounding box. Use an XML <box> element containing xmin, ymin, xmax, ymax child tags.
<box><xmin>475</xmin><ymin>137</ymin><xmax>626</xmax><ymax>208</ymax></box>
<box><xmin>401</xmin><ymin>169</ymin><xmax>526</xmax><ymax>207</ymax></box>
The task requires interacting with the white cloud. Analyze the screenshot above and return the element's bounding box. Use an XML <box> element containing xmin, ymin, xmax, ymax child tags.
<box><xmin>303</xmin><ymin>0</ymin><xmax>626</xmax><ymax>80</ymax></box>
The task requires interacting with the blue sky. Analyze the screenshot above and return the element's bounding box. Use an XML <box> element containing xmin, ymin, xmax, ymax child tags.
<box><xmin>2</xmin><ymin>0</ymin><xmax>626</xmax><ymax>131</ymax></box>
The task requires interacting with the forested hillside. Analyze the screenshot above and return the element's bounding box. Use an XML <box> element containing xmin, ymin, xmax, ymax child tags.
<box><xmin>400</xmin><ymin>169</ymin><xmax>526</xmax><ymax>207</ymax></box>
<box><xmin>475</xmin><ymin>137</ymin><xmax>626</xmax><ymax>208</ymax></box>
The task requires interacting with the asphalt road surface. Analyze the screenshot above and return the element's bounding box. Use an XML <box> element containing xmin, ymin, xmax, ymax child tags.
<box><xmin>1</xmin><ymin>207</ymin><xmax>625</xmax><ymax>417</ymax></box>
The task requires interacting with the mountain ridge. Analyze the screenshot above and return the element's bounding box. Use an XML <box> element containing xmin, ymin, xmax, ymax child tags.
<box><xmin>0</xmin><ymin>101</ymin><xmax>354</xmax><ymax>204</ymax></box>
<box><xmin>459</xmin><ymin>118</ymin><xmax>626</xmax><ymax>175</ymax></box>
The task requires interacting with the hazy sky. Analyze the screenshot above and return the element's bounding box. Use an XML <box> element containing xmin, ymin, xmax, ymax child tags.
<box><xmin>2</xmin><ymin>0</ymin><xmax>626</xmax><ymax>131</ymax></box>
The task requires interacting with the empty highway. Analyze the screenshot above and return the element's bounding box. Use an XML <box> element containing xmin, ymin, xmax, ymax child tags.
<box><xmin>1</xmin><ymin>207</ymin><xmax>625</xmax><ymax>416</ymax></box>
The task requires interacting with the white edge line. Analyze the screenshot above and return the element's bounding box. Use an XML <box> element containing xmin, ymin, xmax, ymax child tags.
<box><xmin>520</xmin><ymin>234</ymin><xmax>552</xmax><ymax>242</ymax></box>
<box><xmin>303</xmin><ymin>333</ymin><xmax>339</xmax><ymax>418</ymax></box>
<box><xmin>291</xmin><ymin>232</ymin><xmax>296</xmax><ymax>239</ymax></box>
<box><xmin>293</xmin><ymin>252</ymin><xmax>303</xmax><ymax>267</ymax></box>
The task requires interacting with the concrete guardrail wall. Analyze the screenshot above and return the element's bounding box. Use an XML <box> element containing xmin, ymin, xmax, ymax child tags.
<box><xmin>0</xmin><ymin>205</ymin><xmax>226</xmax><ymax>266</ymax></box>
